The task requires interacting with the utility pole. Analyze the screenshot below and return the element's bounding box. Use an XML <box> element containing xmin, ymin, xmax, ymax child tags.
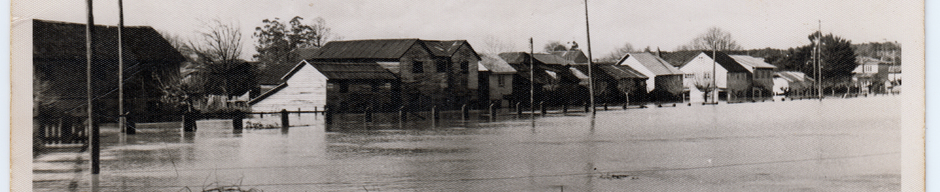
<box><xmin>712</xmin><ymin>43</ymin><xmax>717</xmax><ymax>104</ymax></box>
<box><xmin>118</xmin><ymin>0</ymin><xmax>126</xmax><ymax>133</ymax></box>
<box><xmin>86</xmin><ymin>0</ymin><xmax>100</xmax><ymax>179</ymax></box>
<box><xmin>817</xmin><ymin>20</ymin><xmax>822</xmax><ymax>101</ymax></box>
<box><xmin>584</xmin><ymin>0</ymin><xmax>595</xmax><ymax>115</ymax></box>
<box><xmin>529</xmin><ymin>38</ymin><xmax>534</xmax><ymax>119</ymax></box>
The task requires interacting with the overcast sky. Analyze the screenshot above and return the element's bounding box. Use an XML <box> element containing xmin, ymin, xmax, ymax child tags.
<box><xmin>13</xmin><ymin>0</ymin><xmax>919</xmax><ymax>60</ymax></box>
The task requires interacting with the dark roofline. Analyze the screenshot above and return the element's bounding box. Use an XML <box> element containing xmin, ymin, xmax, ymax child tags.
<box><xmin>248</xmin><ymin>82</ymin><xmax>288</xmax><ymax>105</ymax></box>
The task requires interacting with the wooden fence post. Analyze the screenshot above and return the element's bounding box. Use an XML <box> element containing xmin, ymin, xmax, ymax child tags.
<box><xmin>540</xmin><ymin>101</ymin><xmax>546</xmax><ymax>115</ymax></box>
<box><xmin>232</xmin><ymin>112</ymin><xmax>243</xmax><ymax>134</ymax></box>
<box><xmin>182</xmin><ymin>112</ymin><xmax>196</xmax><ymax>132</ymax></box>
<box><xmin>281</xmin><ymin>109</ymin><xmax>290</xmax><ymax>129</ymax></box>
<box><xmin>488</xmin><ymin>103</ymin><xmax>496</xmax><ymax>121</ymax></box>
<box><xmin>431</xmin><ymin>105</ymin><xmax>438</xmax><ymax>120</ymax></box>
<box><xmin>365</xmin><ymin>107</ymin><xmax>373</xmax><ymax>123</ymax></box>
<box><xmin>461</xmin><ymin>104</ymin><xmax>469</xmax><ymax>121</ymax></box>
<box><xmin>516</xmin><ymin>102</ymin><xmax>522</xmax><ymax>116</ymax></box>
<box><xmin>399</xmin><ymin>106</ymin><xmax>407</xmax><ymax>123</ymax></box>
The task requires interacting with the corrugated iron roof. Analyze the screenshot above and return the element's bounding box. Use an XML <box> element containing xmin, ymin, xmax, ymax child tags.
<box><xmin>423</xmin><ymin>40</ymin><xmax>464</xmax><ymax>56</ymax></box>
<box><xmin>622</xmin><ymin>52</ymin><xmax>684</xmax><ymax>75</ymax></box>
<box><xmin>479</xmin><ymin>53</ymin><xmax>516</xmax><ymax>74</ymax></box>
<box><xmin>309</xmin><ymin>62</ymin><xmax>399</xmax><ymax>80</ymax></box>
<box><xmin>32</xmin><ymin>19</ymin><xmax>186</xmax><ymax>63</ymax></box>
<box><xmin>729</xmin><ymin>55</ymin><xmax>776</xmax><ymax>71</ymax></box>
<box><xmin>310</xmin><ymin>39</ymin><xmax>420</xmax><ymax>59</ymax></box>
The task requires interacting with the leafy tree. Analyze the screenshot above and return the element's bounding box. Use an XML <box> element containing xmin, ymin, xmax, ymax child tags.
<box><xmin>253</xmin><ymin>16</ymin><xmax>337</xmax><ymax>66</ymax></box>
<box><xmin>543</xmin><ymin>41</ymin><xmax>568</xmax><ymax>52</ymax></box>
<box><xmin>774</xmin><ymin>32</ymin><xmax>857</xmax><ymax>87</ymax></box>
<box><xmin>685</xmin><ymin>27</ymin><xmax>743</xmax><ymax>51</ymax></box>
<box><xmin>811</xmin><ymin>32</ymin><xmax>857</xmax><ymax>84</ymax></box>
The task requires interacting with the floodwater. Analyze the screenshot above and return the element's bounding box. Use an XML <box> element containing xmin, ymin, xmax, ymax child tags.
<box><xmin>33</xmin><ymin>96</ymin><xmax>901</xmax><ymax>191</ymax></box>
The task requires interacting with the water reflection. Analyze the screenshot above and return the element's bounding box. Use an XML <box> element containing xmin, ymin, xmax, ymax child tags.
<box><xmin>35</xmin><ymin>96</ymin><xmax>902</xmax><ymax>191</ymax></box>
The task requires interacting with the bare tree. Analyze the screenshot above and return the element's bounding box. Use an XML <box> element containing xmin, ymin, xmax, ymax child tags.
<box><xmin>599</xmin><ymin>42</ymin><xmax>635</xmax><ymax>62</ymax></box>
<box><xmin>478</xmin><ymin>35</ymin><xmax>517</xmax><ymax>54</ymax></box>
<box><xmin>686</xmin><ymin>27</ymin><xmax>743</xmax><ymax>51</ymax></box>
<box><xmin>305</xmin><ymin>17</ymin><xmax>339</xmax><ymax>48</ymax></box>
<box><xmin>186</xmin><ymin>19</ymin><xmax>248</xmax><ymax>97</ymax></box>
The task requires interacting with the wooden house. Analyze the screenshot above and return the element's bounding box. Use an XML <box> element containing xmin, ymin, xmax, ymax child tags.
<box><xmin>661</xmin><ymin>51</ymin><xmax>751</xmax><ymax>101</ymax></box>
<box><xmin>248</xmin><ymin>60</ymin><xmax>399</xmax><ymax>112</ymax></box>
<box><xmin>773</xmin><ymin>71</ymin><xmax>814</xmax><ymax>97</ymax></box>
<box><xmin>498</xmin><ymin>52</ymin><xmax>584</xmax><ymax>107</ymax></box>
<box><xmin>727</xmin><ymin>55</ymin><xmax>776</xmax><ymax>98</ymax></box>
<box><xmin>617</xmin><ymin>52</ymin><xmax>684</xmax><ymax>101</ymax></box>
<box><xmin>853</xmin><ymin>56</ymin><xmax>898</xmax><ymax>93</ymax></box>
<box><xmin>32</xmin><ymin>19</ymin><xmax>186</xmax><ymax>122</ymax></box>
<box><xmin>571</xmin><ymin>64</ymin><xmax>648</xmax><ymax>104</ymax></box>
<box><xmin>478</xmin><ymin>54</ymin><xmax>517</xmax><ymax>107</ymax></box>
<box><xmin>550</xmin><ymin>49</ymin><xmax>589</xmax><ymax>64</ymax></box>
<box><xmin>307</xmin><ymin>39</ymin><xmax>479</xmax><ymax>110</ymax></box>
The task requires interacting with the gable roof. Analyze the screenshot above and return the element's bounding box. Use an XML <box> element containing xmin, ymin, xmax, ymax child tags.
<box><xmin>423</xmin><ymin>40</ymin><xmax>464</xmax><ymax>56</ymax></box>
<box><xmin>310</xmin><ymin>39</ymin><xmax>420</xmax><ymax>59</ymax></box>
<box><xmin>309</xmin><ymin>62</ymin><xmax>399</xmax><ymax>80</ymax></box>
<box><xmin>550</xmin><ymin>49</ymin><xmax>588</xmax><ymax>63</ymax></box>
<box><xmin>33</xmin><ymin>19</ymin><xmax>185</xmax><ymax>63</ymax></box>
<box><xmin>258</xmin><ymin>62</ymin><xmax>300</xmax><ymax>85</ymax></box>
<box><xmin>479</xmin><ymin>53</ymin><xmax>517</xmax><ymax>74</ymax></box>
<box><xmin>728</xmin><ymin>55</ymin><xmax>776</xmax><ymax>71</ymax></box>
<box><xmin>620</xmin><ymin>52</ymin><xmax>684</xmax><ymax>75</ymax></box>
<box><xmin>604</xmin><ymin>65</ymin><xmax>649</xmax><ymax>79</ymax></box>
<box><xmin>533</xmin><ymin>53</ymin><xmax>574</xmax><ymax>65</ymax></box>
<box><xmin>660</xmin><ymin>51</ymin><xmax>750</xmax><ymax>73</ymax></box>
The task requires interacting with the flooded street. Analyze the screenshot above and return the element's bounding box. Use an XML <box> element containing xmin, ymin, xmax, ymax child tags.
<box><xmin>34</xmin><ymin>96</ymin><xmax>900</xmax><ymax>191</ymax></box>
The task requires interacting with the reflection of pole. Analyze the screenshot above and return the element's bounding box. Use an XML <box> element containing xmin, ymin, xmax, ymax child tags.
<box><xmin>584</xmin><ymin>0</ymin><xmax>595</xmax><ymax>115</ymax></box>
<box><xmin>86</xmin><ymin>0</ymin><xmax>100</xmax><ymax>177</ymax></box>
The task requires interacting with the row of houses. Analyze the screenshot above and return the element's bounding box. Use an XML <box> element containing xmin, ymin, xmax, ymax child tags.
<box><xmin>30</xmin><ymin>19</ymin><xmax>826</xmax><ymax>119</ymax></box>
<box><xmin>246</xmin><ymin>38</ymin><xmax>821</xmax><ymax>112</ymax></box>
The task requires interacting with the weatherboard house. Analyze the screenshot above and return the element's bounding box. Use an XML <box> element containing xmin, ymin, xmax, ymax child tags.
<box><xmin>662</xmin><ymin>51</ymin><xmax>760</xmax><ymax>99</ymax></box>
<box><xmin>306</xmin><ymin>39</ymin><xmax>480</xmax><ymax>110</ymax></box>
<box><xmin>478</xmin><ymin>54</ymin><xmax>517</xmax><ymax>107</ymax></box>
<box><xmin>248</xmin><ymin>61</ymin><xmax>399</xmax><ymax>113</ymax></box>
<box><xmin>32</xmin><ymin>19</ymin><xmax>186</xmax><ymax>122</ymax></box>
<box><xmin>617</xmin><ymin>52</ymin><xmax>684</xmax><ymax>101</ymax></box>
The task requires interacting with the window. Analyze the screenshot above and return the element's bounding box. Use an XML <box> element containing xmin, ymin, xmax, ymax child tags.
<box><xmin>684</xmin><ymin>74</ymin><xmax>695</xmax><ymax>78</ymax></box>
<box><xmin>412</xmin><ymin>60</ymin><xmax>423</xmax><ymax>73</ymax></box>
<box><xmin>436</xmin><ymin>60</ymin><xmax>448</xmax><ymax>73</ymax></box>
<box><xmin>703</xmin><ymin>73</ymin><xmax>710</xmax><ymax>79</ymax></box>
<box><xmin>339</xmin><ymin>82</ymin><xmax>349</xmax><ymax>93</ymax></box>
<box><xmin>460</xmin><ymin>61</ymin><xmax>469</xmax><ymax>74</ymax></box>
<box><xmin>498</xmin><ymin>75</ymin><xmax>506</xmax><ymax>87</ymax></box>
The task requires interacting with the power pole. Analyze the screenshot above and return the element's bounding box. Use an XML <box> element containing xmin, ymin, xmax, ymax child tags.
<box><xmin>584</xmin><ymin>0</ymin><xmax>595</xmax><ymax>115</ymax></box>
<box><xmin>817</xmin><ymin>20</ymin><xmax>822</xmax><ymax>101</ymax></box>
<box><xmin>118</xmin><ymin>0</ymin><xmax>125</xmax><ymax>133</ymax></box>
<box><xmin>529</xmin><ymin>38</ymin><xmax>534</xmax><ymax>119</ymax></box>
<box><xmin>86</xmin><ymin>0</ymin><xmax>100</xmax><ymax>177</ymax></box>
<box><xmin>712</xmin><ymin>43</ymin><xmax>717</xmax><ymax>104</ymax></box>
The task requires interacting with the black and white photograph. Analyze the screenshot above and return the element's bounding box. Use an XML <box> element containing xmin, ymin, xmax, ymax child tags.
<box><xmin>12</xmin><ymin>0</ymin><xmax>925</xmax><ymax>191</ymax></box>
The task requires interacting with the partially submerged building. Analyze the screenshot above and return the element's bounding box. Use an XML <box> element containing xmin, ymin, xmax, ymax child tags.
<box><xmin>617</xmin><ymin>52</ymin><xmax>684</xmax><ymax>101</ymax></box>
<box><xmin>32</xmin><ymin>19</ymin><xmax>186</xmax><ymax>122</ymax></box>
<box><xmin>249</xmin><ymin>61</ymin><xmax>399</xmax><ymax>112</ymax></box>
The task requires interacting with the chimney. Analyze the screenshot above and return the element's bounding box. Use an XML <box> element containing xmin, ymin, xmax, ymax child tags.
<box><xmin>656</xmin><ymin>47</ymin><xmax>661</xmax><ymax>57</ymax></box>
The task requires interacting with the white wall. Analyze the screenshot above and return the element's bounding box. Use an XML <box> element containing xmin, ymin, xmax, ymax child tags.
<box><xmin>680</xmin><ymin>52</ymin><xmax>729</xmax><ymax>89</ymax></box>
<box><xmin>251</xmin><ymin>61</ymin><xmax>328</xmax><ymax>112</ymax></box>
<box><xmin>619</xmin><ymin>57</ymin><xmax>657</xmax><ymax>92</ymax></box>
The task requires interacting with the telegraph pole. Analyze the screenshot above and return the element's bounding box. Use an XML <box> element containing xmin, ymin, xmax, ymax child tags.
<box><xmin>817</xmin><ymin>20</ymin><xmax>822</xmax><ymax>101</ymax></box>
<box><xmin>86</xmin><ymin>0</ymin><xmax>100</xmax><ymax>180</ymax></box>
<box><xmin>584</xmin><ymin>0</ymin><xmax>595</xmax><ymax>115</ymax></box>
<box><xmin>118</xmin><ymin>0</ymin><xmax>126</xmax><ymax>133</ymax></box>
<box><xmin>712</xmin><ymin>43</ymin><xmax>717</xmax><ymax>104</ymax></box>
<box><xmin>529</xmin><ymin>38</ymin><xmax>534</xmax><ymax>119</ymax></box>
